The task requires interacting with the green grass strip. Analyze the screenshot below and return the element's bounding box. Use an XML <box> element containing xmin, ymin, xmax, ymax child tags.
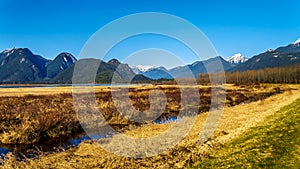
<box><xmin>192</xmin><ymin>98</ymin><xmax>300</xmax><ymax>168</ymax></box>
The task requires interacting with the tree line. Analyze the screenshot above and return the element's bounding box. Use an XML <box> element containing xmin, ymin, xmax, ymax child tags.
<box><xmin>197</xmin><ymin>63</ymin><xmax>300</xmax><ymax>84</ymax></box>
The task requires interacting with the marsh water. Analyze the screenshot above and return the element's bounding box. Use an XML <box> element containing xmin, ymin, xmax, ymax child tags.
<box><xmin>0</xmin><ymin>133</ymin><xmax>92</xmax><ymax>159</ymax></box>
<box><xmin>0</xmin><ymin>116</ymin><xmax>179</xmax><ymax>159</ymax></box>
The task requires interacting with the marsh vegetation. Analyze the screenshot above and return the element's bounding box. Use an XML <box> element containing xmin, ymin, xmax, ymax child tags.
<box><xmin>0</xmin><ymin>84</ymin><xmax>298</xmax><ymax>168</ymax></box>
<box><xmin>0</xmin><ymin>84</ymin><xmax>285</xmax><ymax>144</ymax></box>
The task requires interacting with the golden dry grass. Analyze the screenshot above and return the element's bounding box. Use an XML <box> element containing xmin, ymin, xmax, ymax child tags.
<box><xmin>1</xmin><ymin>84</ymin><xmax>299</xmax><ymax>168</ymax></box>
<box><xmin>0</xmin><ymin>94</ymin><xmax>81</xmax><ymax>144</ymax></box>
<box><xmin>1</xmin><ymin>83</ymin><xmax>276</xmax><ymax>145</ymax></box>
<box><xmin>0</xmin><ymin>87</ymin><xmax>73</xmax><ymax>97</ymax></box>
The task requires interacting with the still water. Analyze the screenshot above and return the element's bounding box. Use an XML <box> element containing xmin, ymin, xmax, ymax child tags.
<box><xmin>0</xmin><ymin>116</ymin><xmax>179</xmax><ymax>159</ymax></box>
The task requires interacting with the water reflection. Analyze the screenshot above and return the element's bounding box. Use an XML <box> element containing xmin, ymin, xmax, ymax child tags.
<box><xmin>154</xmin><ymin>116</ymin><xmax>180</xmax><ymax>124</ymax></box>
<box><xmin>0</xmin><ymin>116</ymin><xmax>180</xmax><ymax>160</ymax></box>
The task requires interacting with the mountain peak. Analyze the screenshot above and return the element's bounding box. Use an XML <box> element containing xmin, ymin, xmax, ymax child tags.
<box><xmin>57</xmin><ymin>52</ymin><xmax>77</xmax><ymax>63</ymax></box>
<box><xmin>46</xmin><ymin>52</ymin><xmax>77</xmax><ymax>79</ymax></box>
<box><xmin>292</xmin><ymin>38</ymin><xmax>300</xmax><ymax>45</ymax></box>
<box><xmin>108</xmin><ymin>58</ymin><xmax>121</xmax><ymax>65</ymax></box>
<box><xmin>2</xmin><ymin>48</ymin><xmax>11</xmax><ymax>54</ymax></box>
<box><xmin>129</xmin><ymin>65</ymin><xmax>155</xmax><ymax>74</ymax></box>
<box><xmin>0</xmin><ymin>48</ymin><xmax>34</xmax><ymax>60</ymax></box>
<box><xmin>58</xmin><ymin>52</ymin><xmax>73</xmax><ymax>57</ymax></box>
<box><xmin>225</xmin><ymin>53</ymin><xmax>248</xmax><ymax>64</ymax></box>
<box><xmin>1</xmin><ymin>47</ymin><xmax>29</xmax><ymax>53</ymax></box>
<box><xmin>231</xmin><ymin>53</ymin><xmax>242</xmax><ymax>57</ymax></box>
<box><xmin>1</xmin><ymin>48</ymin><xmax>13</xmax><ymax>57</ymax></box>
<box><xmin>275</xmin><ymin>38</ymin><xmax>300</xmax><ymax>53</ymax></box>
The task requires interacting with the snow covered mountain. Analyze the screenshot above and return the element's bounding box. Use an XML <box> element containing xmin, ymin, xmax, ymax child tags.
<box><xmin>231</xmin><ymin>39</ymin><xmax>300</xmax><ymax>72</ymax></box>
<box><xmin>275</xmin><ymin>38</ymin><xmax>300</xmax><ymax>53</ymax></box>
<box><xmin>225</xmin><ymin>53</ymin><xmax>248</xmax><ymax>64</ymax></box>
<box><xmin>292</xmin><ymin>38</ymin><xmax>300</xmax><ymax>45</ymax></box>
<box><xmin>129</xmin><ymin>65</ymin><xmax>155</xmax><ymax>74</ymax></box>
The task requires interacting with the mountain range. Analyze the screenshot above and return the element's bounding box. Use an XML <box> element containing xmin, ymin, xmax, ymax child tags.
<box><xmin>129</xmin><ymin>65</ymin><xmax>155</xmax><ymax>74</ymax></box>
<box><xmin>54</xmin><ymin>58</ymin><xmax>152</xmax><ymax>84</ymax></box>
<box><xmin>0</xmin><ymin>48</ymin><xmax>76</xmax><ymax>83</ymax></box>
<box><xmin>231</xmin><ymin>38</ymin><xmax>300</xmax><ymax>72</ymax></box>
<box><xmin>0</xmin><ymin>38</ymin><xmax>299</xmax><ymax>83</ymax></box>
<box><xmin>133</xmin><ymin>39</ymin><xmax>300</xmax><ymax>79</ymax></box>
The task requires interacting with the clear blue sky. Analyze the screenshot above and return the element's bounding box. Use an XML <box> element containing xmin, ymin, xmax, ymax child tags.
<box><xmin>0</xmin><ymin>0</ymin><xmax>299</xmax><ymax>65</ymax></box>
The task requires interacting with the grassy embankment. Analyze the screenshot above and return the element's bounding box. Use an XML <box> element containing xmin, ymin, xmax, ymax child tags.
<box><xmin>1</xmin><ymin>84</ymin><xmax>299</xmax><ymax>168</ymax></box>
<box><xmin>193</xmin><ymin>95</ymin><xmax>300</xmax><ymax>168</ymax></box>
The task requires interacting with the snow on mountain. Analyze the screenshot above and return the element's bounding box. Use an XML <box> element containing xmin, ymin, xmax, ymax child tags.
<box><xmin>292</xmin><ymin>38</ymin><xmax>300</xmax><ymax>45</ymax></box>
<box><xmin>225</xmin><ymin>53</ymin><xmax>248</xmax><ymax>64</ymax></box>
<box><xmin>129</xmin><ymin>65</ymin><xmax>155</xmax><ymax>74</ymax></box>
<box><xmin>1</xmin><ymin>48</ymin><xmax>16</xmax><ymax>57</ymax></box>
<box><xmin>2</xmin><ymin>48</ymin><xmax>11</xmax><ymax>54</ymax></box>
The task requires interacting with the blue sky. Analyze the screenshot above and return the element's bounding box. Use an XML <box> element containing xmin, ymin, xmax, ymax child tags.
<box><xmin>0</xmin><ymin>0</ymin><xmax>299</xmax><ymax>67</ymax></box>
